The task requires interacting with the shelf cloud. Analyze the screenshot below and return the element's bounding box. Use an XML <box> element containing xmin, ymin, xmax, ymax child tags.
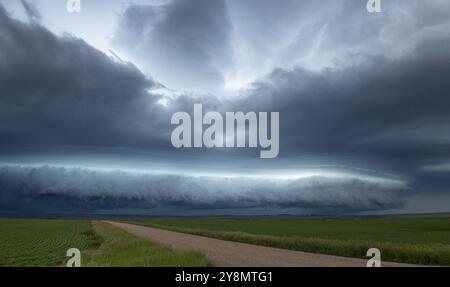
<box><xmin>0</xmin><ymin>165</ymin><xmax>406</xmax><ymax>213</ymax></box>
<box><xmin>0</xmin><ymin>1</ymin><xmax>449</xmax><ymax>214</ymax></box>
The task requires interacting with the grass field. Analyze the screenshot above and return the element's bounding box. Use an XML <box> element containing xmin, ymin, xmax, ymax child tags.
<box><xmin>83</xmin><ymin>221</ymin><xmax>210</xmax><ymax>267</ymax></box>
<box><xmin>0</xmin><ymin>219</ymin><xmax>210</xmax><ymax>267</ymax></box>
<box><xmin>2</xmin><ymin>216</ymin><xmax>449</xmax><ymax>266</ymax></box>
<box><xmin>0</xmin><ymin>219</ymin><xmax>102</xmax><ymax>267</ymax></box>
<box><xmin>127</xmin><ymin>216</ymin><xmax>450</xmax><ymax>266</ymax></box>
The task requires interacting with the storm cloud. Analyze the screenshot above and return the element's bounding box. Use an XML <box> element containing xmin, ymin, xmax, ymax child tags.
<box><xmin>0</xmin><ymin>4</ymin><xmax>168</xmax><ymax>148</ymax></box>
<box><xmin>112</xmin><ymin>0</ymin><xmax>233</xmax><ymax>92</ymax></box>
<box><xmin>235</xmin><ymin>37</ymin><xmax>450</xmax><ymax>170</ymax></box>
<box><xmin>0</xmin><ymin>165</ymin><xmax>406</xmax><ymax>213</ymax></box>
<box><xmin>0</xmin><ymin>1</ymin><xmax>449</xmax><ymax>214</ymax></box>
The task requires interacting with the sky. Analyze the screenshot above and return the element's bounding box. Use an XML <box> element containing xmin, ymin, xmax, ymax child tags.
<box><xmin>0</xmin><ymin>0</ymin><xmax>450</xmax><ymax>215</ymax></box>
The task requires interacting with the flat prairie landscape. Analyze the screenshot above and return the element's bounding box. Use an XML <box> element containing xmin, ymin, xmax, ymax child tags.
<box><xmin>1</xmin><ymin>216</ymin><xmax>449</xmax><ymax>266</ymax></box>
<box><xmin>127</xmin><ymin>215</ymin><xmax>450</xmax><ymax>266</ymax></box>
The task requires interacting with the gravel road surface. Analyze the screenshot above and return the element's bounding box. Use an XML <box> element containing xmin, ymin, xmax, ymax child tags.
<box><xmin>105</xmin><ymin>221</ymin><xmax>413</xmax><ymax>267</ymax></box>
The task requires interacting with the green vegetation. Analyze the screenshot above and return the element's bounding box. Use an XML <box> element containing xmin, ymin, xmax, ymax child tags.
<box><xmin>127</xmin><ymin>216</ymin><xmax>450</xmax><ymax>266</ymax></box>
<box><xmin>83</xmin><ymin>221</ymin><xmax>211</xmax><ymax>267</ymax></box>
<box><xmin>2</xmin><ymin>216</ymin><xmax>448</xmax><ymax>266</ymax></box>
<box><xmin>0</xmin><ymin>219</ymin><xmax>210</xmax><ymax>267</ymax></box>
<box><xmin>0</xmin><ymin>219</ymin><xmax>102</xmax><ymax>267</ymax></box>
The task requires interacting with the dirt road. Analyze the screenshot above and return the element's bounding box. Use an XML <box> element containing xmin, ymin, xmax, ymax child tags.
<box><xmin>105</xmin><ymin>221</ymin><xmax>413</xmax><ymax>267</ymax></box>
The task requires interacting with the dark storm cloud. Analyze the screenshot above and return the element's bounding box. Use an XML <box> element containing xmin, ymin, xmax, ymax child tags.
<box><xmin>0</xmin><ymin>1</ymin><xmax>449</xmax><ymax>214</ymax></box>
<box><xmin>231</xmin><ymin>37</ymin><xmax>450</xmax><ymax>176</ymax></box>
<box><xmin>0</xmin><ymin>2</ymin><xmax>230</xmax><ymax>152</ymax></box>
<box><xmin>2</xmin><ymin>0</ymin><xmax>448</xmax><ymax>170</ymax></box>
<box><xmin>0</xmin><ymin>165</ymin><xmax>406</xmax><ymax>213</ymax></box>
<box><xmin>0</xmin><ymin>4</ymin><xmax>170</xmax><ymax>149</ymax></box>
<box><xmin>112</xmin><ymin>0</ymin><xmax>233</xmax><ymax>92</ymax></box>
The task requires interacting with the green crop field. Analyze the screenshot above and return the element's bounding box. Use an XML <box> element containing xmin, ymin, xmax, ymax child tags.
<box><xmin>127</xmin><ymin>216</ymin><xmax>450</xmax><ymax>266</ymax></box>
<box><xmin>2</xmin><ymin>216</ymin><xmax>449</xmax><ymax>266</ymax></box>
<box><xmin>0</xmin><ymin>219</ymin><xmax>102</xmax><ymax>267</ymax></box>
<box><xmin>0</xmin><ymin>219</ymin><xmax>210</xmax><ymax>267</ymax></box>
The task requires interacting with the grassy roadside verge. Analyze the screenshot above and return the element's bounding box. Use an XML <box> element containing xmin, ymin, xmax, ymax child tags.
<box><xmin>125</xmin><ymin>220</ymin><xmax>450</xmax><ymax>266</ymax></box>
<box><xmin>82</xmin><ymin>221</ymin><xmax>211</xmax><ymax>267</ymax></box>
